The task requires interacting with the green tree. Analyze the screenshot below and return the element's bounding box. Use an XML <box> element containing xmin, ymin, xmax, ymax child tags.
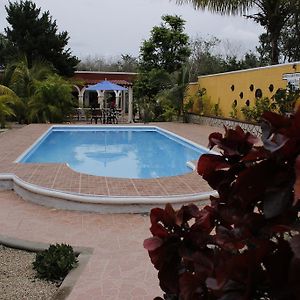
<box><xmin>4</xmin><ymin>0</ymin><xmax>79</xmax><ymax>76</ymax></box>
<box><xmin>3</xmin><ymin>57</ymin><xmax>53</xmax><ymax>123</ymax></box>
<box><xmin>139</xmin><ymin>15</ymin><xmax>191</xmax><ymax>73</ymax></box>
<box><xmin>279</xmin><ymin>5</ymin><xmax>300</xmax><ymax>62</ymax></box>
<box><xmin>0</xmin><ymin>34</ymin><xmax>15</xmax><ymax>68</ymax></box>
<box><xmin>176</xmin><ymin>0</ymin><xmax>296</xmax><ymax>64</ymax></box>
<box><xmin>0</xmin><ymin>85</ymin><xmax>19</xmax><ymax>128</ymax></box>
<box><xmin>189</xmin><ymin>36</ymin><xmax>224</xmax><ymax>78</ymax></box>
<box><xmin>157</xmin><ymin>65</ymin><xmax>190</xmax><ymax>118</ymax></box>
<box><xmin>29</xmin><ymin>74</ymin><xmax>75</xmax><ymax>123</ymax></box>
<box><xmin>134</xmin><ymin>69</ymin><xmax>171</xmax><ymax>122</ymax></box>
<box><xmin>135</xmin><ymin>15</ymin><xmax>190</xmax><ymax>121</ymax></box>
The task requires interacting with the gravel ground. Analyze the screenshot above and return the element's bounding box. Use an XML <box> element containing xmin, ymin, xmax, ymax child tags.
<box><xmin>0</xmin><ymin>245</ymin><xmax>59</xmax><ymax>300</ymax></box>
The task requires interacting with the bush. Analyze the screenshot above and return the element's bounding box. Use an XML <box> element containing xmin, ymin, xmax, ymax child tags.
<box><xmin>241</xmin><ymin>97</ymin><xmax>276</xmax><ymax>122</ymax></box>
<box><xmin>144</xmin><ymin>109</ymin><xmax>300</xmax><ymax>299</ymax></box>
<box><xmin>33</xmin><ymin>243</ymin><xmax>78</xmax><ymax>282</ymax></box>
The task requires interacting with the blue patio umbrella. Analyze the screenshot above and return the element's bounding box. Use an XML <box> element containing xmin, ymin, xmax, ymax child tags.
<box><xmin>86</xmin><ymin>80</ymin><xmax>127</xmax><ymax>91</ymax></box>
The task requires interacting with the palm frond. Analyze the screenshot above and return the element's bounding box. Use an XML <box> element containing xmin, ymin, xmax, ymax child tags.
<box><xmin>175</xmin><ymin>0</ymin><xmax>253</xmax><ymax>15</ymax></box>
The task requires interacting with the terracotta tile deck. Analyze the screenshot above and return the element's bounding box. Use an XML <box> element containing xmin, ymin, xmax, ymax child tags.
<box><xmin>0</xmin><ymin>122</ymin><xmax>221</xmax><ymax>200</ymax></box>
<box><xmin>0</xmin><ymin>122</ymin><xmax>223</xmax><ymax>299</ymax></box>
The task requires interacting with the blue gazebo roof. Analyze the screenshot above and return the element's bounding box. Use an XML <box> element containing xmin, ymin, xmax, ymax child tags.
<box><xmin>86</xmin><ymin>80</ymin><xmax>127</xmax><ymax>91</ymax></box>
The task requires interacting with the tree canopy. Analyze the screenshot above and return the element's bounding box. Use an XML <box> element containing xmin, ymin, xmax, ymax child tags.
<box><xmin>4</xmin><ymin>0</ymin><xmax>79</xmax><ymax>76</ymax></box>
<box><xmin>176</xmin><ymin>0</ymin><xmax>297</xmax><ymax>64</ymax></box>
<box><xmin>139</xmin><ymin>15</ymin><xmax>191</xmax><ymax>73</ymax></box>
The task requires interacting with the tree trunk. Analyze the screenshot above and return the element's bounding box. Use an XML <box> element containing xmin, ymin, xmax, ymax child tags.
<box><xmin>270</xmin><ymin>36</ymin><xmax>279</xmax><ymax>65</ymax></box>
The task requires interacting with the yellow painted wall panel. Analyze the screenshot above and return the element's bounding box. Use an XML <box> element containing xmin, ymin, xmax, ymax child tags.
<box><xmin>187</xmin><ymin>62</ymin><xmax>300</xmax><ymax>119</ymax></box>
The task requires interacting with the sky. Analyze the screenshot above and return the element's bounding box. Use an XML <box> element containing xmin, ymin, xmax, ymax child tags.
<box><xmin>0</xmin><ymin>0</ymin><xmax>264</xmax><ymax>60</ymax></box>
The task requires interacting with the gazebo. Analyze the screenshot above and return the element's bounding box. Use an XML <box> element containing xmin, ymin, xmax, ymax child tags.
<box><xmin>85</xmin><ymin>80</ymin><xmax>133</xmax><ymax>123</ymax></box>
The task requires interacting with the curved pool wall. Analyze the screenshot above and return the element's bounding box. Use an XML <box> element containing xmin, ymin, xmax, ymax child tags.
<box><xmin>7</xmin><ymin>125</ymin><xmax>217</xmax><ymax>213</ymax></box>
<box><xmin>0</xmin><ymin>173</ymin><xmax>216</xmax><ymax>213</ymax></box>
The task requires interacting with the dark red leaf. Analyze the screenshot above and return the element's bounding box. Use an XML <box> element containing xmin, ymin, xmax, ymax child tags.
<box><xmin>193</xmin><ymin>206</ymin><xmax>216</xmax><ymax>233</ymax></box>
<box><xmin>215</xmin><ymin>226</ymin><xmax>248</xmax><ymax>251</ymax></box>
<box><xmin>150</xmin><ymin>204</ymin><xmax>176</xmax><ymax>228</ymax></box>
<box><xmin>264</xmin><ymin>238</ymin><xmax>293</xmax><ymax>297</ymax></box>
<box><xmin>294</xmin><ymin>155</ymin><xmax>300</xmax><ymax>205</ymax></box>
<box><xmin>150</xmin><ymin>222</ymin><xmax>169</xmax><ymax>238</ymax></box>
<box><xmin>143</xmin><ymin>237</ymin><xmax>163</xmax><ymax>251</ymax></box>
<box><xmin>208</xmin><ymin>132</ymin><xmax>223</xmax><ymax>149</ymax></box>
<box><xmin>176</xmin><ymin>204</ymin><xmax>199</xmax><ymax>225</ymax></box>
<box><xmin>261</xmin><ymin>111</ymin><xmax>291</xmax><ymax>130</ymax></box>
<box><xmin>241</xmin><ymin>146</ymin><xmax>269</xmax><ymax>162</ymax></box>
<box><xmin>197</xmin><ymin>154</ymin><xmax>230</xmax><ymax>177</ymax></box>
<box><xmin>263</xmin><ymin>185</ymin><xmax>293</xmax><ymax>219</ymax></box>
<box><xmin>179</xmin><ymin>272</ymin><xmax>205</xmax><ymax>300</ymax></box>
<box><xmin>290</xmin><ymin>234</ymin><xmax>300</xmax><ymax>259</ymax></box>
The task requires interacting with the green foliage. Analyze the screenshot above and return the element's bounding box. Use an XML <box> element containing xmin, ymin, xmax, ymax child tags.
<box><xmin>0</xmin><ymin>33</ymin><xmax>15</xmax><ymax>68</ymax></box>
<box><xmin>3</xmin><ymin>57</ymin><xmax>53</xmax><ymax>123</ymax></box>
<box><xmin>189</xmin><ymin>36</ymin><xmax>263</xmax><ymax>79</ymax></box>
<box><xmin>139</xmin><ymin>15</ymin><xmax>191</xmax><ymax>73</ymax></box>
<box><xmin>197</xmin><ymin>88</ymin><xmax>222</xmax><ymax>116</ymax></box>
<box><xmin>241</xmin><ymin>97</ymin><xmax>276</xmax><ymax>122</ymax></box>
<box><xmin>212</xmin><ymin>100</ymin><xmax>222</xmax><ymax>117</ymax></box>
<box><xmin>134</xmin><ymin>69</ymin><xmax>171</xmax><ymax>122</ymax></box>
<box><xmin>272</xmin><ymin>84</ymin><xmax>300</xmax><ymax>114</ymax></box>
<box><xmin>178</xmin><ymin>0</ymin><xmax>296</xmax><ymax>64</ymax></box>
<box><xmin>157</xmin><ymin>65</ymin><xmax>191</xmax><ymax>117</ymax></box>
<box><xmin>29</xmin><ymin>74</ymin><xmax>76</xmax><ymax>123</ymax></box>
<box><xmin>4</xmin><ymin>0</ymin><xmax>79</xmax><ymax>76</ymax></box>
<box><xmin>280</xmin><ymin>7</ymin><xmax>300</xmax><ymax>62</ymax></box>
<box><xmin>229</xmin><ymin>100</ymin><xmax>238</xmax><ymax>119</ymax></box>
<box><xmin>241</xmin><ymin>86</ymin><xmax>300</xmax><ymax>122</ymax></box>
<box><xmin>33</xmin><ymin>243</ymin><xmax>78</xmax><ymax>282</ymax></box>
<box><xmin>0</xmin><ymin>85</ymin><xmax>19</xmax><ymax>128</ymax></box>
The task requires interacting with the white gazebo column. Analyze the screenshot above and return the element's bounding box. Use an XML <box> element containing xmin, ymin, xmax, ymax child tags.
<box><xmin>74</xmin><ymin>85</ymin><xmax>83</xmax><ymax>107</ymax></box>
<box><xmin>128</xmin><ymin>86</ymin><xmax>133</xmax><ymax>123</ymax></box>
<box><xmin>84</xmin><ymin>90</ymin><xmax>90</xmax><ymax>107</ymax></box>
<box><xmin>78</xmin><ymin>94</ymin><xmax>84</xmax><ymax>108</ymax></box>
<box><xmin>79</xmin><ymin>86</ymin><xmax>86</xmax><ymax>108</ymax></box>
<box><xmin>97</xmin><ymin>90</ymin><xmax>105</xmax><ymax>108</ymax></box>
<box><xmin>114</xmin><ymin>91</ymin><xmax>122</xmax><ymax>109</ymax></box>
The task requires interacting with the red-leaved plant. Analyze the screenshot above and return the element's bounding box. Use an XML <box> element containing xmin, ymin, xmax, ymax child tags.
<box><xmin>144</xmin><ymin>109</ymin><xmax>300</xmax><ymax>300</ymax></box>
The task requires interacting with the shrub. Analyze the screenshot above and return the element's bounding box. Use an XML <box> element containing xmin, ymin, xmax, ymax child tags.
<box><xmin>33</xmin><ymin>243</ymin><xmax>78</xmax><ymax>282</ymax></box>
<box><xmin>272</xmin><ymin>84</ymin><xmax>300</xmax><ymax>115</ymax></box>
<box><xmin>144</xmin><ymin>109</ymin><xmax>300</xmax><ymax>299</ymax></box>
<box><xmin>241</xmin><ymin>97</ymin><xmax>276</xmax><ymax>122</ymax></box>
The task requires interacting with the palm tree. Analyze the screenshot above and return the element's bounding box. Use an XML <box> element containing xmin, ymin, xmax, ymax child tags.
<box><xmin>0</xmin><ymin>85</ymin><xmax>19</xmax><ymax>128</ymax></box>
<box><xmin>3</xmin><ymin>57</ymin><xmax>53</xmax><ymax>123</ymax></box>
<box><xmin>28</xmin><ymin>74</ymin><xmax>76</xmax><ymax>123</ymax></box>
<box><xmin>157</xmin><ymin>64</ymin><xmax>191</xmax><ymax>120</ymax></box>
<box><xmin>176</xmin><ymin>0</ymin><xmax>297</xmax><ymax>64</ymax></box>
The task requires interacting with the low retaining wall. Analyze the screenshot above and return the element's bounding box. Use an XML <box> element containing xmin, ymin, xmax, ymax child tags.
<box><xmin>188</xmin><ymin>114</ymin><xmax>262</xmax><ymax>137</ymax></box>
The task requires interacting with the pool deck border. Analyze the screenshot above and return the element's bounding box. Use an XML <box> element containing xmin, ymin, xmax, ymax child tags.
<box><xmin>0</xmin><ymin>123</ymin><xmax>219</xmax><ymax>213</ymax></box>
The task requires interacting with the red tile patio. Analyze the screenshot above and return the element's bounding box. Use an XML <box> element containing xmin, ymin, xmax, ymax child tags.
<box><xmin>0</xmin><ymin>122</ymin><xmax>223</xmax><ymax>299</ymax></box>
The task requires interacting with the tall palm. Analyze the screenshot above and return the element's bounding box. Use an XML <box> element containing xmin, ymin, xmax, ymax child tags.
<box><xmin>176</xmin><ymin>0</ymin><xmax>296</xmax><ymax>64</ymax></box>
<box><xmin>0</xmin><ymin>85</ymin><xmax>19</xmax><ymax>128</ymax></box>
<box><xmin>3</xmin><ymin>57</ymin><xmax>53</xmax><ymax>123</ymax></box>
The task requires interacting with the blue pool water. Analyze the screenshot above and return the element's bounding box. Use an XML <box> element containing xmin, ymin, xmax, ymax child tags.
<box><xmin>19</xmin><ymin>127</ymin><xmax>207</xmax><ymax>179</ymax></box>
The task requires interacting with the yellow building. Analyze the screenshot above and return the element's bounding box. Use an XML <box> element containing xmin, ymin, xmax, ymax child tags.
<box><xmin>187</xmin><ymin>62</ymin><xmax>300</xmax><ymax>120</ymax></box>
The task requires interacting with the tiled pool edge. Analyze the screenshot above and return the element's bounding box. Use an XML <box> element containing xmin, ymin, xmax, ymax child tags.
<box><xmin>0</xmin><ymin>234</ymin><xmax>93</xmax><ymax>300</ymax></box>
<box><xmin>0</xmin><ymin>173</ymin><xmax>215</xmax><ymax>213</ymax></box>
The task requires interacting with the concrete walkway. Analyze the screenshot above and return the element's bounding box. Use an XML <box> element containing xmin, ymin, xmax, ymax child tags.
<box><xmin>0</xmin><ymin>190</ymin><xmax>160</xmax><ymax>299</ymax></box>
<box><xmin>0</xmin><ymin>122</ymin><xmax>224</xmax><ymax>299</ymax></box>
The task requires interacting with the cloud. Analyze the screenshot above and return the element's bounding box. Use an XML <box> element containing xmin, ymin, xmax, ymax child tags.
<box><xmin>0</xmin><ymin>0</ymin><xmax>263</xmax><ymax>59</ymax></box>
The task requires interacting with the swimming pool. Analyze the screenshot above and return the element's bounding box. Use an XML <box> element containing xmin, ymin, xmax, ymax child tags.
<box><xmin>18</xmin><ymin>126</ymin><xmax>207</xmax><ymax>179</ymax></box>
